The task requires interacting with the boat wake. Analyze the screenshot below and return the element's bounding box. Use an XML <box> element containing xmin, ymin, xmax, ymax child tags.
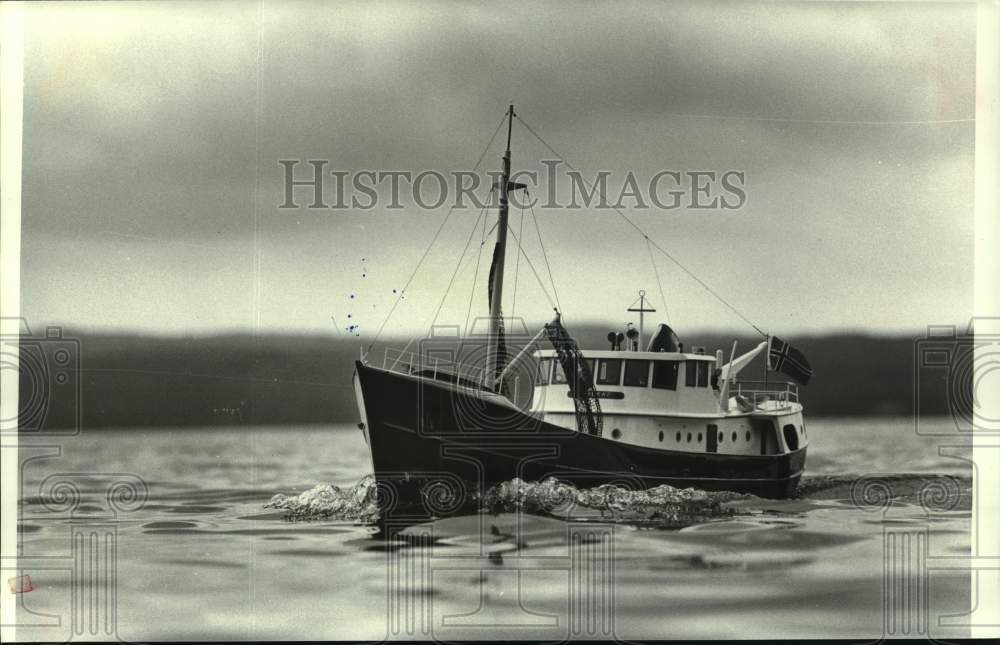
<box><xmin>266</xmin><ymin>475</ymin><xmax>381</xmax><ymax>523</ymax></box>
<box><xmin>264</xmin><ymin>474</ymin><xmax>746</xmax><ymax>526</ymax></box>
<box><xmin>480</xmin><ymin>477</ymin><xmax>745</xmax><ymax>527</ymax></box>
<box><xmin>265</xmin><ymin>472</ymin><xmax>970</xmax><ymax>528</ymax></box>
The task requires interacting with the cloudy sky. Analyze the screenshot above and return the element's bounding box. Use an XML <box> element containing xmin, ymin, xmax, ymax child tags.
<box><xmin>19</xmin><ymin>1</ymin><xmax>976</xmax><ymax>339</ymax></box>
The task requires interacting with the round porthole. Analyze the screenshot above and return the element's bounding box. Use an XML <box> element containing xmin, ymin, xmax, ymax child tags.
<box><xmin>676</xmin><ymin>432</ymin><xmax>681</xmax><ymax>442</ymax></box>
<box><xmin>719</xmin><ymin>432</ymin><xmax>724</xmax><ymax>442</ymax></box>
<box><xmin>686</xmin><ymin>432</ymin><xmax>692</xmax><ymax>442</ymax></box>
<box><xmin>697</xmin><ymin>432</ymin><xmax>702</xmax><ymax>442</ymax></box>
<box><xmin>731</xmin><ymin>431</ymin><xmax>737</xmax><ymax>442</ymax></box>
<box><xmin>611</xmin><ymin>428</ymin><xmax>622</xmax><ymax>439</ymax></box>
<box><xmin>745</xmin><ymin>430</ymin><xmax>751</xmax><ymax>441</ymax></box>
<box><xmin>658</xmin><ymin>431</ymin><xmax>664</xmax><ymax>442</ymax></box>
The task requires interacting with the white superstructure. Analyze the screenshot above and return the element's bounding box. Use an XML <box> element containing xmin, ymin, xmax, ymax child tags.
<box><xmin>529</xmin><ymin>345</ymin><xmax>808</xmax><ymax>457</ymax></box>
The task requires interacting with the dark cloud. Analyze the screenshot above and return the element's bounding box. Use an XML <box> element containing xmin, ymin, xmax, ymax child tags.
<box><xmin>20</xmin><ymin>1</ymin><xmax>975</xmax><ymax>333</ymax></box>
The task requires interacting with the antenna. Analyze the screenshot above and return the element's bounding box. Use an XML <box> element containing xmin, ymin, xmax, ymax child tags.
<box><xmin>627</xmin><ymin>289</ymin><xmax>657</xmax><ymax>351</ymax></box>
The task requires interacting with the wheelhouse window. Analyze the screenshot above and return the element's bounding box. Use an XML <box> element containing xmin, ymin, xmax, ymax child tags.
<box><xmin>553</xmin><ymin>357</ymin><xmax>596</xmax><ymax>385</ymax></box>
<box><xmin>596</xmin><ymin>359</ymin><xmax>622</xmax><ymax>385</ymax></box>
<box><xmin>537</xmin><ymin>358</ymin><xmax>552</xmax><ymax>386</ymax></box>
<box><xmin>652</xmin><ymin>360</ymin><xmax>679</xmax><ymax>390</ymax></box>
<box><xmin>623</xmin><ymin>360</ymin><xmax>650</xmax><ymax>387</ymax></box>
<box><xmin>684</xmin><ymin>360</ymin><xmax>710</xmax><ymax>388</ymax></box>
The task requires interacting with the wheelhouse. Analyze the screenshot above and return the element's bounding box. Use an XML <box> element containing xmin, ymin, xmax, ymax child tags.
<box><xmin>530</xmin><ymin>349</ymin><xmax>721</xmax><ymax>417</ymax></box>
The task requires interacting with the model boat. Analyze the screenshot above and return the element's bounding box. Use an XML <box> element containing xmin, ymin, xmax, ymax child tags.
<box><xmin>352</xmin><ymin>106</ymin><xmax>813</xmax><ymax>522</ymax></box>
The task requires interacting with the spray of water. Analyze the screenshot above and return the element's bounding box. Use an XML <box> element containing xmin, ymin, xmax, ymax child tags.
<box><xmin>266</xmin><ymin>475</ymin><xmax>379</xmax><ymax>522</ymax></box>
<box><xmin>266</xmin><ymin>474</ymin><xmax>753</xmax><ymax>526</ymax></box>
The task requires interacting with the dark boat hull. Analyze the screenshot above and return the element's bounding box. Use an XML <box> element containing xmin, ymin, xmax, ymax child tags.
<box><xmin>355</xmin><ymin>361</ymin><xmax>805</xmax><ymax>523</ymax></box>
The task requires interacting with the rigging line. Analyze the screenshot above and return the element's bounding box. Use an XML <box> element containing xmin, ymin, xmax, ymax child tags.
<box><xmin>460</xmin><ymin>196</ymin><xmax>502</xmax><ymax>333</ymax></box>
<box><xmin>366</xmin><ymin>112</ymin><xmax>507</xmax><ymax>352</ymax></box>
<box><xmin>429</xmin><ymin>203</ymin><xmax>488</xmax><ymax>331</ymax></box>
<box><xmin>507</xmin><ymin>224</ymin><xmax>558</xmax><ymax>311</ymax></box>
<box><xmin>527</xmin><ymin>197</ymin><xmax>562</xmax><ymax>312</ymax></box>
<box><xmin>464</xmin><ymin>193</ymin><xmax>491</xmax><ymax>335</ymax></box>
<box><xmin>645</xmin><ymin>237</ymin><xmax>669</xmax><ymax>324</ymax></box>
<box><xmin>366</xmin><ymin>201</ymin><xmax>458</xmax><ymax>351</ymax></box>
<box><xmin>650</xmin><ymin>236</ymin><xmax>764</xmax><ymax>336</ymax></box>
<box><xmin>471</xmin><ymin>114</ymin><xmax>510</xmax><ymax>178</ymax></box>
<box><xmin>515</xmin><ymin>113</ymin><xmax>766</xmax><ymax>337</ymax></box>
<box><xmin>510</xmin><ymin>202</ymin><xmax>525</xmax><ymax>318</ymax></box>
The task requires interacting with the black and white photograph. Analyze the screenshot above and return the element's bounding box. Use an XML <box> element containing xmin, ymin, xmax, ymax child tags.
<box><xmin>1</xmin><ymin>0</ymin><xmax>998</xmax><ymax>641</ymax></box>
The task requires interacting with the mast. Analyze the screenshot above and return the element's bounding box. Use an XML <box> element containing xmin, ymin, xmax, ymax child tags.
<box><xmin>485</xmin><ymin>104</ymin><xmax>515</xmax><ymax>390</ymax></box>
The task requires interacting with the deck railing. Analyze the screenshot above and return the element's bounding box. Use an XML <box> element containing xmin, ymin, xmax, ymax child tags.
<box><xmin>375</xmin><ymin>347</ymin><xmax>532</xmax><ymax>402</ymax></box>
<box><xmin>733</xmin><ymin>380</ymin><xmax>799</xmax><ymax>410</ymax></box>
<box><xmin>380</xmin><ymin>347</ymin><xmax>488</xmax><ymax>389</ymax></box>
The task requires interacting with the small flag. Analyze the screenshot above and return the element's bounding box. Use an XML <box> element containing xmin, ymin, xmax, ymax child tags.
<box><xmin>768</xmin><ymin>336</ymin><xmax>813</xmax><ymax>385</ymax></box>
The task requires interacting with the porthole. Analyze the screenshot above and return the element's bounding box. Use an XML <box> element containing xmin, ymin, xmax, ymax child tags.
<box><xmin>686</xmin><ymin>432</ymin><xmax>692</xmax><ymax>442</ymax></box>
<box><xmin>676</xmin><ymin>432</ymin><xmax>681</xmax><ymax>442</ymax></box>
<box><xmin>611</xmin><ymin>428</ymin><xmax>622</xmax><ymax>439</ymax></box>
<box><xmin>745</xmin><ymin>430</ymin><xmax>751</xmax><ymax>441</ymax></box>
<box><xmin>697</xmin><ymin>432</ymin><xmax>702</xmax><ymax>442</ymax></box>
<box><xmin>658</xmin><ymin>431</ymin><xmax>664</xmax><ymax>442</ymax></box>
<box><xmin>731</xmin><ymin>431</ymin><xmax>737</xmax><ymax>442</ymax></box>
<box><xmin>719</xmin><ymin>432</ymin><xmax>724</xmax><ymax>443</ymax></box>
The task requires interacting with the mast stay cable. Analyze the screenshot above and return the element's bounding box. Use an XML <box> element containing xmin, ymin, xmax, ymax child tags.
<box><xmin>507</xmin><ymin>225</ymin><xmax>559</xmax><ymax>311</ymax></box>
<box><xmin>645</xmin><ymin>237</ymin><xmax>669</xmax><ymax>324</ymax></box>
<box><xmin>527</xmin><ymin>196</ymin><xmax>562</xmax><ymax>313</ymax></box>
<box><xmin>510</xmin><ymin>202</ymin><xmax>525</xmax><ymax>318</ymax></box>
<box><xmin>514</xmin><ymin>114</ymin><xmax>767</xmax><ymax>338</ymax></box>
<box><xmin>429</xmin><ymin>201</ymin><xmax>489</xmax><ymax>331</ymax></box>
<box><xmin>464</xmin><ymin>191</ymin><xmax>492</xmax><ymax>335</ymax></box>
<box><xmin>366</xmin><ymin>113</ymin><xmax>507</xmax><ymax>352</ymax></box>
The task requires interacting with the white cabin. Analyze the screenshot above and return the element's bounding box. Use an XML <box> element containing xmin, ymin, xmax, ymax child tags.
<box><xmin>528</xmin><ymin>348</ymin><xmax>807</xmax><ymax>457</ymax></box>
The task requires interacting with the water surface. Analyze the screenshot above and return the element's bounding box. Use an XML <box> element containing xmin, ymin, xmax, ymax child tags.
<box><xmin>15</xmin><ymin>417</ymin><xmax>973</xmax><ymax>640</ymax></box>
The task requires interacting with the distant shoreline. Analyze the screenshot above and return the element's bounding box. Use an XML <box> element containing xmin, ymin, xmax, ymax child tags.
<box><xmin>18</xmin><ymin>329</ymin><xmax>956</xmax><ymax>431</ymax></box>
